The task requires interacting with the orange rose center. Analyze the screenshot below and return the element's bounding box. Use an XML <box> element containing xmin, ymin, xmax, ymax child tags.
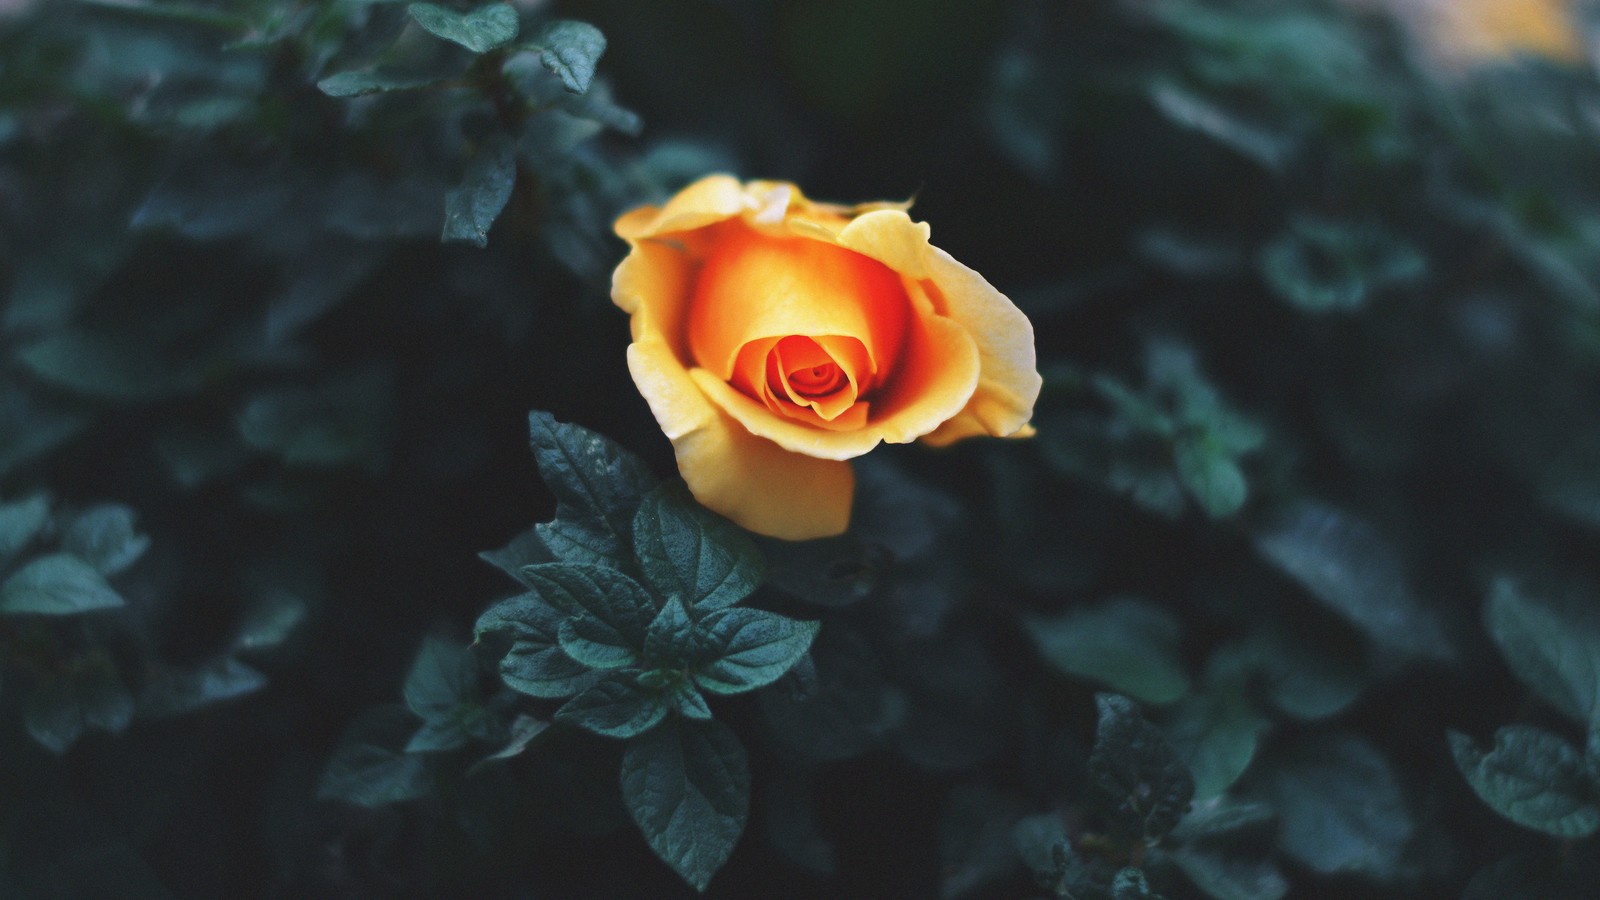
<box><xmin>685</xmin><ymin>223</ymin><xmax>911</xmax><ymax>433</ymax></box>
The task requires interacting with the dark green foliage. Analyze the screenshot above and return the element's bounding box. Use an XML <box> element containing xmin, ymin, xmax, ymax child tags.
<box><xmin>7</xmin><ymin>0</ymin><xmax>1600</xmax><ymax>895</ymax></box>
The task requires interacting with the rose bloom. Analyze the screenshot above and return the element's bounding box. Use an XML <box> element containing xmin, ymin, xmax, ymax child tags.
<box><xmin>611</xmin><ymin>175</ymin><xmax>1041</xmax><ymax>540</ymax></box>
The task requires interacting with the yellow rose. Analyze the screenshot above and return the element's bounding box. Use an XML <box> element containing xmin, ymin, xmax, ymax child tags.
<box><xmin>611</xmin><ymin>175</ymin><xmax>1041</xmax><ymax>540</ymax></box>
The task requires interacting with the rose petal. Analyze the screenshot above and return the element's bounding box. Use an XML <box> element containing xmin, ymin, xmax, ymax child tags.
<box><xmin>612</xmin><ymin>236</ymin><xmax>696</xmax><ymax>358</ymax></box>
<box><xmin>838</xmin><ymin>210</ymin><xmax>1040</xmax><ymax>441</ymax></box>
<box><xmin>687</xmin><ymin>225</ymin><xmax>911</xmax><ymax>383</ymax></box>
<box><xmin>628</xmin><ymin>338</ymin><xmax>854</xmax><ymax>540</ymax></box>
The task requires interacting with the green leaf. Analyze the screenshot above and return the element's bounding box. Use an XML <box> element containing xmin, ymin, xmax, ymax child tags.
<box><xmin>1012</xmin><ymin>813</ymin><xmax>1071</xmax><ymax>887</ymax></box>
<box><xmin>1170</xmin><ymin>796</ymin><xmax>1277</xmax><ymax>842</ymax></box>
<box><xmin>139</xmin><ymin>657</ymin><xmax>268</xmax><ymax>718</ymax></box>
<box><xmin>403</xmin><ymin>636</ymin><xmax>478</xmax><ymax>722</ymax></box>
<box><xmin>236</xmin><ymin>370</ymin><xmax>389</xmax><ymax>469</ymax></box>
<box><xmin>61</xmin><ymin>505</ymin><xmax>149</xmax><ymax>576</ymax></box>
<box><xmin>527</xmin><ymin>411</ymin><xmax>658</xmax><ymax>568</ymax></box>
<box><xmin>1257</xmin><ymin>216</ymin><xmax>1426</xmax><ymax>314</ymax></box>
<box><xmin>667</xmin><ymin>679</ymin><xmax>712</xmax><ymax>720</ymax></box>
<box><xmin>408</xmin><ymin>2</ymin><xmax>518</xmax><ymax>53</ymax></box>
<box><xmin>693</xmin><ymin>608</ymin><xmax>820</xmax><ymax>696</ymax></box>
<box><xmin>1210</xmin><ymin>631</ymin><xmax>1364</xmax><ymax>721</ymax></box>
<box><xmin>318</xmin><ymin>706</ymin><xmax>432</xmax><ymax>807</ymax></box>
<box><xmin>1025</xmin><ymin>597</ymin><xmax>1191</xmax><ymax>705</ymax></box>
<box><xmin>1253</xmin><ymin>504</ymin><xmax>1451</xmax><ymax>662</ymax></box>
<box><xmin>1449</xmin><ymin>726</ymin><xmax>1600</xmax><ymax>839</ymax></box>
<box><xmin>633</xmin><ymin>483</ymin><xmax>765</xmax><ymax>611</ymax></box>
<box><xmin>0</xmin><ymin>493</ymin><xmax>49</xmax><ymax>565</ymax></box>
<box><xmin>0</xmin><ymin>553</ymin><xmax>124</xmax><ymax>615</ymax></box>
<box><xmin>533</xmin><ymin>20</ymin><xmax>606</xmax><ymax>94</ymax></box>
<box><xmin>471</xmin><ymin>713</ymin><xmax>549</xmax><ymax>771</ymax></box>
<box><xmin>317</xmin><ymin>70</ymin><xmax>443</xmax><ymax>98</ymax></box>
<box><xmin>442</xmin><ymin>137</ymin><xmax>517</xmax><ymax>248</ymax></box>
<box><xmin>644</xmin><ymin>596</ymin><xmax>707</xmax><ymax>668</ymax></box>
<box><xmin>524</xmin><ymin>562</ymin><xmax>656</xmax><ymax>652</ymax></box>
<box><xmin>1263</xmin><ymin>734</ymin><xmax>1413</xmax><ymax>877</ymax></box>
<box><xmin>555</xmin><ymin>671</ymin><xmax>668</xmax><ymax>738</ymax></box>
<box><xmin>480</xmin><ymin>525</ymin><xmax>553</xmax><ymax>584</ymax></box>
<box><xmin>1169</xmin><ymin>847</ymin><xmax>1288</xmax><ymax>900</ymax></box>
<box><xmin>1089</xmin><ymin>694</ymin><xmax>1195</xmax><ymax>843</ymax></box>
<box><xmin>621</xmin><ymin>718</ymin><xmax>750</xmax><ymax>892</ymax></box>
<box><xmin>1164</xmin><ymin>689</ymin><xmax>1271</xmax><ymax>801</ymax></box>
<box><xmin>17</xmin><ymin>332</ymin><xmax>208</xmax><ymax>402</ymax></box>
<box><xmin>1174</xmin><ymin>438</ymin><xmax>1248</xmax><ymax>518</ymax></box>
<box><xmin>24</xmin><ymin>660</ymin><xmax>135</xmax><ymax>753</ymax></box>
<box><xmin>1484</xmin><ymin>579</ymin><xmax>1600</xmax><ymax>726</ymax></box>
<box><xmin>476</xmin><ymin>592</ymin><xmax>597</xmax><ymax>698</ymax></box>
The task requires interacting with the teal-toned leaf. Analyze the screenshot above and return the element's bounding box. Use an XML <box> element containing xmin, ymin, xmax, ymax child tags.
<box><xmin>558</xmin><ymin>616</ymin><xmax>640</xmax><ymax>669</ymax></box>
<box><xmin>479</xmin><ymin>525</ymin><xmax>553</xmax><ymax>584</ymax></box>
<box><xmin>442</xmin><ymin>138</ymin><xmax>517</xmax><ymax>248</ymax></box>
<box><xmin>644</xmin><ymin>596</ymin><xmax>708</xmax><ymax>668</ymax></box>
<box><xmin>476</xmin><ymin>592</ymin><xmax>596</xmax><ymax>698</ymax></box>
<box><xmin>1210</xmin><ymin>631</ymin><xmax>1365</xmax><ymax>722</ymax></box>
<box><xmin>621</xmin><ymin>718</ymin><xmax>750</xmax><ymax>892</ymax></box>
<box><xmin>1089</xmin><ymin>694</ymin><xmax>1195</xmax><ymax>843</ymax></box>
<box><xmin>533</xmin><ymin>20</ymin><xmax>606</xmax><ymax>94</ymax></box>
<box><xmin>1258</xmin><ymin>216</ymin><xmax>1426</xmax><ymax>314</ymax></box>
<box><xmin>0</xmin><ymin>493</ymin><xmax>49</xmax><ymax>565</ymax></box>
<box><xmin>408</xmin><ymin>2</ymin><xmax>518</xmax><ymax>53</ymax></box>
<box><xmin>317</xmin><ymin>70</ymin><xmax>443</xmax><ymax>97</ymax></box>
<box><xmin>318</xmin><ymin>706</ymin><xmax>432</xmax><ymax>807</ymax></box>
<box><xmin>403</xmin><ymin>636</ymin><xmax>478</xmax><ymax>722</ymax></box>
<box><xmin>1449</xmin><ymin>726</ymin><xmax>1600</xmax><ymax>839</ymax></box>
<box><xmin>1149</xmin><ymin>79</ymin><xmax>1291</xmax><ymax>169</ymax></box>
<box><xmin>633</xmin><ymin>483</ymin><xmax>765</xmax><ymax>611</ymax></box>
<box><xmin>526</xmin><ymin>412</ymin><xmax>658</xmax><ymax>569</ymax></box>
<box><xmin>668</xmin><ymin>679</ymin><xmax>713</xmax><ymax>720</ymax></box>
<box><xmin>1170</xmin><ymin>796</ymin><xmax>1277</xmax><ymax>843</ymax></box>
<box><xmin>1484</xmin><ymin>579</ymin><xmax>1600</xmax><ymax>725</ymax></box>
<box><xmin>24</xmin><ymin>660</ymin><xmax>135</xmax><ymax>753</ymax></box>
<box><xmin>155</xmin><ymin>424</ymin><xmax>252</xmax><ymax>490</ymax></box>
<box><xmin>0</xmin><ymin>386</ymin><xmax>92</xmax><ymax>477</ymax></box>
<box><xmin>471</xmin><ymin>713</ymin><xmax>549</xmax><ymax>771</ymax></box>
<box><xmin>1025</xmin><ymin>597</ymin><xmax>1191</xmax><ymax>705</ymax></box>
<box><xmin>1263</xmin><ymin>734</ymin><xmax>1413</xmax><ymax>877</ymax></box>
<box><xmin>0</xmin><ymin>553</ymin><xmax>124</xmax><ymax>615</ymax></box>
<box><xmin>1169</xmin><ymin>847</ymin><xmax>1288</xmax><ymax>900</ymax></box>
<box><xmin>523</xmin><ymin>563</ymin><xmax>655</xmax><ymax>649</ymax></box>
<box><xmin>1164</xmin><ymin>689</ymin><xmax>1271</xmax><ymax>801</ymax></box>
<box><xmin>406</xmin><ymin>716</ymin><xmax>473</xmax><ymax>754</ymax></box>
<box><xmin>237</xmin><ymin>370</ymin><xmax>389</xmax><ymax>469</ymax></box>
<box><xmin>555</xmin><ymin>671</ymin><xmax>668</xmax><ymax>738</ymax></box>
<box><xmin>1254</xmin><ymin>504</ymin><xmax>1451</xmax><ymax>662</ymax></box>
<box><xmin>231</xmin><ymin>589</ymin><xmax>308</xmax><ymax>653</ymax></box>
<box><xmin>759</xmin><ymin>629</ymin><xmax>890</xmax><ymax>763</ymax></box>
<box><xmin>17</xmin><ymin>332</ymin><xmax>207</xmax><ymax>402</ymax></box>
<box><xmin>1174</xmin><ymin>438</ymin><xmax>1248</xmax><ymax>518</ymax></box>
<box><xmin>694</xmin><ymin>608</ymin><xmax>820</xmax><ymax>696</ymax></box>
<box><xmin>939</xmin><ymin>784</ymin><xmax>1027</xmax><ymax>900</ymax></box>
<box><xmin>1012</xmin><ymin>813</ymin><xmax>1071</xmax><ymax>887</ymax></box>
<box><xmin>1112</xmin><ymin>868</ymin><xmax>1164</xmax><ymax>899</ymax></box>
<box><xmin>61</xmin><ymin>505</ymin><xmax>149</xmax><ymax>576</ymax></box>
<box><xmin>139</xmin><ymin>657</ymin><xmax>268</xmax><ymax>718</ymax></box>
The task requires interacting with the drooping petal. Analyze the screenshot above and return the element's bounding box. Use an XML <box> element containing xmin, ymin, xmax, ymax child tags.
<box><xmin>628</xmin><ymin>339</ymin><xmax>855</xmax><ymax>540</ymax></box>
<box><xmin>615</xmin><ymin>174</ymin><xmax>750</xmax><ymax>241</ymax></box>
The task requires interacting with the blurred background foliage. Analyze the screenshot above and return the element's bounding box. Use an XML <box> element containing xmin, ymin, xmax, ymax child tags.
<box><xmin>5</xmin><ymin>0</ymin><xmax>1600</xmax><ymax>897</ymax></box>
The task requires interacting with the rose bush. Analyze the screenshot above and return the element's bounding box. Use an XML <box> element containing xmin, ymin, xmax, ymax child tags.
<box><xmin>612</xmin><ymin>175</ymin><xmax>1041</xmax><ymax>540</ymax></box>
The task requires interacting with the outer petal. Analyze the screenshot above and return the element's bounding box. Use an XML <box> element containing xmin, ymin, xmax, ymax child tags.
<box><xmin>628</xmin><ymin>338</ymin><xmax>855</xmax><ymax>540</ymax></box>
<box><xmin>837</xmin><ymin>209</ymin><xmax>1040</xmax><ymax>444</ymax></box>
<box><xmin>614</xmin><ymin>174</ymin><xmax>750</xmax><ymax>241</ymax></box>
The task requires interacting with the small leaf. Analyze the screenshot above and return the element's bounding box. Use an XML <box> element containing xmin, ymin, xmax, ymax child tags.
<box><xmin>1026</xmin><ymin>597</ymin><xmax>1191</xmax><ymax>705</ymax></box>
<box><xmin>633</xmin><ymin>483</ymin><xmax>765</xmax><ymax>611</ymax></box>
<box><xmin>403</xmin><ymin>636</ymin><xmax>478</xmax><ymax>722</ymax></box>
<box><xmin>318</xmin><ymin>706</ymin><xmax>432</xmax><ymax>807</ymax></box>
<box><xmin>1089</xmin><ymin>694</ymin><xmax>1196</xmax><ymax>843</ymax></box>
<box><xmin>645</xmin><ymin>596</ymin><xmax>719</xmax><ymax>669</ymax></box>
<box><xmin>408</xmin><ymin>2</ymin><xmax>518</xmax><ymax>53</ymax></box>
<box><xmin>1012</xmin><ymin>813</ymin><xmax>1071</xmax><ymax>886</ymax></box>
<box><xmin>668</xmin><ymin>679</ymin><xmax>713</xmax><ymax>720</ymax></box>
<box><xmin>1164</xmin><ymin>689</ymin><xmax>1271</xmax><ymax>801</ymax></box>
<box><xmin>1112</xmin><ymin>868</ymin><xmax>1164</xmax><ymax>900</ymax></box>
<box><xmin>471</xmin><ymin>714</ymin><xmax>549</xmax><ymax>771</ymax></box>
<box><xmin>1263</xmin><ymin>734</ymin><xmax>1413</xmax><ymax>878</ymax></box>
<box><xmin>139</xmin><ymin>657</ymin><xmax>268</xmax><ymax>718</ymax></box>
<box><xmin>0</xmin><ymin>553</ymin><xmax>124</xmax><ymax>615</ymax></box>
<box><xmin>17</xmin><ymin>332</ymin><xmax>207</xmax><ymax>402</ymax></box>
<box><xmin>534</xmin><ymin>20</ymin><xmax>606</xmax><ymax>94</ymax></box>
<box><xmin>24</xmin><ymin>660</ymin><xmax>135</xmax><ymax>753</ymax></box>
<box><xmin>555</xmin><ymin>671</ymin><xmax>669</xmax><ymax>738</ymax></box>
<box><xmin>621</xmin><ymin>718</ymin><xmax>750</xmax><ymax>891</ymax></box>
<box><xmin>442</xmin><ymin>137</ymin><xmax>517</xmax><ymax>248</ymax></box>
<box><xmin>0</xmin><ymin>493</ymin><xmax>49</xmax><ymax>564</ymax></box>
<box><xmin>1169</xmin><ymin>847</ymin><xmax>1288</xmax><ymax>900</ymax></box>
<box><xmin>317</xmin><ymin>70</ymin><xmax>443</xmax><ymax>97</ymax></box>
<box><xmin>558</xmin><ymin>617</ymin><xmax>640</xmax><ymax>669</ymax></box>
<box><xmin>477</xmin><ymin>592</ymin><xmax>596</xmax><ymax>698</ymax></box>
<box><xmin>1484</xmin><ymin>579</ymin><xmax>1600</xmax><ymax>726</ymax></box>
<box><xmin>523</xmin><ymin>563</ymin><xmax>656</xmax><ymax>647</ymax></box>
<box><xmin>1254</xmin><ymin>504</ymin><xmax>1451</xmax><ymax>662</ymax></box>
<box><xmin>1174</xmin><ymin>438</ymin><xmax>1248</xmax><ymax>518</ymax></box>
<box><xmin>61</xmin><ymin>505</ymin><xmax>150</xmax><ymax>576</ymax></box>
<box><xmin>693</xmin><ymin>608</ymin><xmax>820</xmax><ymax>696</ymax></box>
<box><xmin>1449</xmin><ymin>726</ymin><xmax>1600</xmax><ymax>839</ymax></box>
<box><xmin>526</xmin><ymin>412</ymin><xmax>658</xmax><ymax>569</ymax></box>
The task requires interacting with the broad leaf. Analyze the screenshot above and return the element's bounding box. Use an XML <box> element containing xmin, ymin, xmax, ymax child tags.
<box><xmin>1164</xmin><ymin>689</ymin><xmax>1270</xmax><ymax>801</ymax></box>
<box><xmin>61</xmin><ymin>505</ymin><xmax>149</xmax><ymax>576</ymax></box>
<box><xmin>534</xmin><ymin>20</ymin><xmax>606</xmax><ymax>94</ymax></box>
<box><xmin>1026</xmin><ymin>597</ymin><xmax>1191</xmax><ymax>705</ymax></box>
<box><xmin>621</xmin><ymin>718</ymin><xmax>750</xmax><ymax>892</ymax></box>
<box><xmin>1484</xmin><ymin>579</ymin><xmax>1600</xmax><ymax>726</ymax></box>
<box><xmin>1449</xmin><ymin>726</ymin><xmax>1600</xmax><ymax>839</ymax></box>
<box><xmin>523</xmin><ymin>563</ymin><xmax>655</xmax><ymax>650</ymax></box>
<box><xmin>139</xmin><ymin>657</ymin><xmax>268</xmax><ymax>718</ymax></box>
<box><xmin>0</xmin><ymin>493</ymin><xmax>49</xmax><ymax>564</ymax></box>
<box><xmin>555</xmin><ymin>671</ymin><xmax>668</xmax><ymax>739</ymax></box>
<box><xmin>0</xmin><ymin>553</ymin><xmax>124</xmax><ymax>615</ymax></box>
<box><xmin>24</xmin><ymin>659</ymin><xmax>135</xmax><ymax>753</ymax></box>
<box><xmin>408</xmin><ymin>2</ymin><xmax>518</xmax><ymax>54</ymax></box>
<box><xmin>442</xmin><ymin>137</ymin><xmax>517</xmax><ymax>248</ymax></box>
<box><xmin>633</xmin><ymin>483</ymin><xmax>765</xmax><ymax>611</ymax></box>
<box><xmin>476</xmin><ymin>592</ymin><xmax>595</xmax><ymax>698</ymax></box>
<box><xmin>693</xmin><ymin>607</ymin><xmax>820</xmax><ymax>696</ymax></box>
<box><xmin>319</xmin><ymin>706</ymin><xmax>432</xmax><ymax>807</ymax></box>
<box><xmin>317</xmin><ymin>70</ymin><xmax>443</xmax><ymax>97</ymax></box>
<box><xmin>526</xmin><ymin>412</ymin><xmax>657</xmax><ymax>569</ymax></box>
<box><xmin>1263</xmin><ymin>734</ymin><xmax>1413</xmax><ymax>878</ymax></box>
<box><xmin>402</xmin><ymin>636</ymin><xmax>478</xmax><ymax>722</ymax></box>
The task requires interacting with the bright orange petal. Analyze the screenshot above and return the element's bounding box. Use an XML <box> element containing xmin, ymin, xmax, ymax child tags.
<box><xmin>614</xmin><ymin>174</ymin><xmax>749</xmax><ymax>241</ymax></box>
<box><xmin>691</xmin><ymin>368</ymin><xmax>884</xmax><ymax>460</ymax></box>
<box><xmin>863</xmin><ymin>288</ymin><xmax>983</xmax><ymax>445</ymax></box>
<box><xmin>627</xmin><ymin>339</ymin><xmax>854</xmax><ymax>540</ymax></box>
